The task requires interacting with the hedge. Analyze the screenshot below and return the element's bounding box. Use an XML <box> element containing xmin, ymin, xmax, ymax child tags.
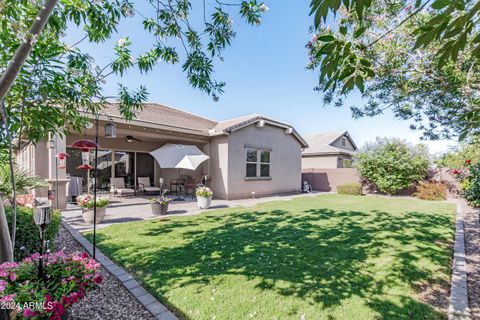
<box><xmin>4</xmin><ymin>205</ymin><xmax>61</xmax><ymax>260</ymax></box>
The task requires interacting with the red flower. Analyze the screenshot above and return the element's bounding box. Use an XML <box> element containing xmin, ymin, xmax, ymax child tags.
<box><xmin>53</xmin><ymin>302</ymin><xmax>65</xmax><ymax>316</ymax></box>
<box><xmin>465</xmin><ymin>159</ymin><xmax>472</xmax><ymax>165</ymax></box>
<box><xmin>452</xmin><ymin>169</ymin><xmax>460</xmax><ymax>174</ymax></box>
<box><xmin>81</xmin><ymin>252</ymin><xmax>88</xmax><ymax>259</ymax></box>
<box><xmin>94</xmin><ymin>274</ymin><xmax>102</xmax><ymax>284</ymax></box>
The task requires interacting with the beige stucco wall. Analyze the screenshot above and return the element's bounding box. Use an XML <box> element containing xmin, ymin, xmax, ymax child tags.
<box><xmin>208</xmin><ymin>135</ymin><xmax>229</xmax><ymax>199</ymax></box>
<box><xmin>224</xmin><ymin>124</ymin><xmax>302</xmax><ymax>199</ymax></box>
<box><xmin>302</xmin><ymin>155</ymin><xmax>339</xmax><ymax>169</ymax></box>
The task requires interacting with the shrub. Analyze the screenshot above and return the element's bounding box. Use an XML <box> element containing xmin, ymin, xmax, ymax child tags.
<box><xmin>337</xmin><ymin>183</ymin><xmax>363</xmax><ymax>195</ymax></box>
<box><xmin>5</xmin><ymin>206</ymin><xmax>61</xmax><ymax>260</ymax></box>
<box><xmin>196</xmin><ymin>186</ymin><xmax>213</xmax><ymax>198</ymax></box>
<box><xmin>0</xmin><ymin>251</ymin><xmax>101</xmax><ymax>319</ymax></box>
<box><xmin>414</xmin><ymin>182</ymin><xmax>447</xmax><ymax>201</ymax></box>
<box><xmin>355</xmin><ymin>137</ymin><xmax>429</xmax><ymax>195</ymax></box>
<box><xmin>463</xmin><ymin>161</ymin><xmax>480</xmax><ymax>207</ymax></box>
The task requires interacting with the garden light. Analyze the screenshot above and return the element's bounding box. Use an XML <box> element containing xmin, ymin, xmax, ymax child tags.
<box><xmin>34</xmin><ymin>205</ymin><xmax>52</xmax><ymax>279</ymax></box>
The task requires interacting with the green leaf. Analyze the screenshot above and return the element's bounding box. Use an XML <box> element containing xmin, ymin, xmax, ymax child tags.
<box><xmin>431</xmin><ymin>0</ymin><xmax>451</xmax><ymax>10</ymax></box>
<box><xmin>318</xmin><ymin>35</ymin><xmax>335</xmax><ymax>42</ymax></box>
<box><xmin>355</xmin><ymin>76</ymin><xmax>365</xmax><ymax>93</ymax></box>
<box><xmin>354</xmin><ymin>26</ymin><xmax>367</xmax><ymax>38</ymax></box>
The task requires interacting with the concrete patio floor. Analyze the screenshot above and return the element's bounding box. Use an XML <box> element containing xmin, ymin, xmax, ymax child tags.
<box><xmin>62</xmin><ymin>192</ymin><xmax>326</xmax><ymax>231</ymax></box>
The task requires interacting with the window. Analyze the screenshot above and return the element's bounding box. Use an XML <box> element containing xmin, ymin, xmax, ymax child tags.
<box><xmin>341</xmin><ymin>137</ymin><xmax>347</xmax><ymax>147</ymax></box>
<box><xmin>245</xmin><ymin>148</ymin><xmax>271</xmax><ymax>178</ymax></box>
<box><xmin>339</xmin><ymin>158</ymin><xmax>353</xmax><ymax>168</ymax></box>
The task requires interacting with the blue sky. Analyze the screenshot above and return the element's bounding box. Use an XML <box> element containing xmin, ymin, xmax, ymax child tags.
<box><xmin>66</xmin><ymin>1</ymin><xmax>453</xmax><ymax>153</ymax></box>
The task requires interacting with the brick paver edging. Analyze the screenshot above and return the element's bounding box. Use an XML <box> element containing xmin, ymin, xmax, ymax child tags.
<box><xmin>62</xmin><ymin>221</ymin><xmax>178</xmax><ymax>320</ymax></box>
<box><xmin>448</xmin><ymin>202</ymin><xmax>471</xmax><ymax>320</ymax></box>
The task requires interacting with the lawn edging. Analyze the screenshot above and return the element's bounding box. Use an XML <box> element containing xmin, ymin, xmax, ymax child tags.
<box><xmin>448</xmin><ymin>201</ymin><xmax>471</xmax><ymax>320</ymax></box>
<box><xmin>61</xmin><ymin>221</ymin><xmax>178</xmax><ymax>320</ymax></box>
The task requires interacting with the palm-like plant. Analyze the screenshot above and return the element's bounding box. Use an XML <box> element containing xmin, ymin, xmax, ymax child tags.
<box><xmin>0</xmin><ymin>163</ymin><xmax>46</xmax><ymax>203</ymax></box>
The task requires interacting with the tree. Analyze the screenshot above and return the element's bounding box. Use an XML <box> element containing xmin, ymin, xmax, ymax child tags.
<box><xmin>355</xmin><ymin>137</ymin><xmax>430</xmax><ymax>194</ymax></box>
<box><xmin>308</xmin><ymin>0</ymin><xmax>480</xmax><ymax>140</ymax></box>
<box><xmin>0</xmin><ymin>0</ymin><xmax>268</xmax><ymax>261</ymax></box>
<box><xmin>437</xmin><ymin>138</ymin><xmax>480</xmax><ymax>168</ymax></box>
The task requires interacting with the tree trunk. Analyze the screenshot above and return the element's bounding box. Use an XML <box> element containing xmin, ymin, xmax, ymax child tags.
<box><xmin>0</xmin><ymin>194</ymin><xmax>13</xmax><ymax>263</ymax></box>
<box><xmin>1</xmin><ymin>102</ymin><xmax>17</xmax><ymax>255</ymax></box>
<box><xmin>0</xmin><ymin>0</ymin><xmax>59</xmax><ymax>103</ymax></box>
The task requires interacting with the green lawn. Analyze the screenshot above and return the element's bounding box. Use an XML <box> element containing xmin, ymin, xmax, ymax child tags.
<box><xmin>87</xmin><ymin>195</ymin><xmax>455</xmax><ymax>320</ymax></box>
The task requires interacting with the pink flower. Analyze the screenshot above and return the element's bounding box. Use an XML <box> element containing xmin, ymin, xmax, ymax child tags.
<box><xmin>0</xmin><ymin>269</ymin><xmax>7</xmax><ymax>278</ymax></box>
<box><xmin>0</xmin><ymin>262</ymin><xmax>18</xmax><ymax>269</ymax></box>
<box><xmin>22</xmin><ymin>308</ymin><xmax>38</xmax><ymax>318</ymax></box>
<box><xmin>9</xmin><ymin>272</ymin><xmax>16</xmax><ymax>281</ymax></box>
<box><xmin>81</xmin><ymin>252</ymin><xmax>89</xmax><ymax>259</ymax></box>
<box><xmin>0</xmin><ymin>293</ymin><xmax>15</xmax><ymax>302</ymax></box>
<box><xmin>0</xmin><ymin>279</ymin><xmax>6</xmax><ymax>292</ymax></box>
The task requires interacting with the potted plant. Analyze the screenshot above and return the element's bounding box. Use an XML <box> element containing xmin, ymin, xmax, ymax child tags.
<box><xmin>150</xmin><ymin>189</ymin><xmax>172</xmax><ymax>215</ymax></box>
<box><xmin>76</xmin><ymin>195</ymin><xmax>109</xmax><ymax>224</ymax></box>
<box><xmin>196</xmin><ymin>186</ymin><xmax>213</xmax><ymax>209</ymax></box>
<box><xmin>0</xmin><ymin>251</ymin><xmax>102</xmax><ymax>319</ymax></box>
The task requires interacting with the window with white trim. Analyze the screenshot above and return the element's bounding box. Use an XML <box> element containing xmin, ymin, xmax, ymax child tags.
<box><xmin>341</xmin><ymin>137</ymin><xmax>347</xmax><ymax>147</ymax></box>
<box><xmin>245</xmin><ymin>148</ymin><xmax>271</xmax><ymax>178</ymax></box>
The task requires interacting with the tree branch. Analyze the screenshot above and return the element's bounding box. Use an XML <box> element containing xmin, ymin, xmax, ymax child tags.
<box><xmin>0</xmin><ymin>0</ymin><xmax>59</xmax><ymax>103</ymax></box>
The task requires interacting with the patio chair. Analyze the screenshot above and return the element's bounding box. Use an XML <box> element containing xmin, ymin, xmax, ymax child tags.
<box><xmin>138</xmin><ymin>177</ymin><xmax>161</xmax><ymax>195</ymax></box>
<box><xmin>110</xmin><ymin>177</ymin><xmax>135</xmax><ymax>197</ymax></box>
<box><xmin>303</xmin><ymin>181</ymin><xmax>312</xmax><ymax>193</ymax></box>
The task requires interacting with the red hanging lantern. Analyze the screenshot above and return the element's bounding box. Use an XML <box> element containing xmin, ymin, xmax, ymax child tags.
<box><xmin>56</xmin><ymin>152</ymin><xmax>70</xmax><ymax>169</ymax></box>
<box><xmin>71</xmin><ymin>139</ymin><xmax>99</xmax><ymax>170</ymax></box>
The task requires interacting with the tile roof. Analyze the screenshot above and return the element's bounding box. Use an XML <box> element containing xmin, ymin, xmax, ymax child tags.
<box><xmin>102</xmin><ymin>103</ymin><xmax>217</xmax><ymax>133</ymax></box>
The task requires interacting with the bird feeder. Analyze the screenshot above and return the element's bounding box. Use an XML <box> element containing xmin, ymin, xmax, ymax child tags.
<box><xmin>56</xmin><ymin>152</ymin><xmax>70</xmax><ymax>169</ymax></box>
<box><xmin>71</xmin><ymin>139</ymin><xmax>99</xmax><ymax>170</ymax></box>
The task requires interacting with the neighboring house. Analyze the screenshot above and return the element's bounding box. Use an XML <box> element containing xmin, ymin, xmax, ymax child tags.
<box><xmin>302</xmin><ymin>131</ymin><xmax>357</xmax><ymax>169</ymax></box>
<box><xmin>16</xmin><ymin>103</ymin><xmax>307</xmax><ymax>208</ymax></box>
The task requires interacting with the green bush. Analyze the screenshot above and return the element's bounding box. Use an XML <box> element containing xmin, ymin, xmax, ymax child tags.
<box><xmin>414</xmin><ymin>182</ymin><xmax>447</xmax><ymax>201</ymax></box>
<box><xmin>337</xmin><ymin>183</ymin><xmax>363</xmax><ymax>195</ymax></box>
<box><xmin>355</xmin><ymin>137</ymin><xmax>429</xmax><ymax>195</ymax></box>
<box><xmin>5</xmin><ymin>205</ymin><xmax>61</xmax><ymax>260</ymax></box>
<box><xmin>464</xmin><ymin>161</ymin><xmax>480</xmax><ymax>207</ymax></box>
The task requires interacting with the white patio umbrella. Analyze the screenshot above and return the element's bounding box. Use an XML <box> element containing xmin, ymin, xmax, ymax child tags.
<box><xmin>149</xmin><ymin>143</ymin><xmax>209</xmax><ymax>170</ymax></box>
<box><xmin>150</xmin><ymin>144</ymin><xmax>209</xmax><ymax>200</ymax></box>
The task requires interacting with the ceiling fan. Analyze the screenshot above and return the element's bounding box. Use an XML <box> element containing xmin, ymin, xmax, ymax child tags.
<box><xmin>125</xmin><ymin>135</ymin><xmax>142</xmax><ymax>143</ymax></box>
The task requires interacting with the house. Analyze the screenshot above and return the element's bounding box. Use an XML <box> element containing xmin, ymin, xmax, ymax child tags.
<box><xmin>16</xmin><ymin>103</ymin><xmax>308</xmax><ymax>209</ymax></box>
<box><xmin>302</xmin><ymin>131</ymin><xmax>357</xmax><ymax>169</ymax></box>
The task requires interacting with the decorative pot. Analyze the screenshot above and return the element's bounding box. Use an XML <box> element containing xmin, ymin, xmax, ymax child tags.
<box><xmin>197</xmin><ymin>196</ymin><xmax>212</xmax><ymax>209</ymax></box>
<box><xmin>151</xmin><ymin>203</ymin><xmax>169</xmax><ymax>215</ymax></box>
<box><xmin>82</xmin><ymin>207</ymin><xmax>106</xmax><ymax>224</ymax></box>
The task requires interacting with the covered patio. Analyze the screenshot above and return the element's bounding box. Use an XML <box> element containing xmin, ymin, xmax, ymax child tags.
<box><xmin>65</xmin><ymin>116</ymin><xmax>211</xmax><ymax>202</ymax></box>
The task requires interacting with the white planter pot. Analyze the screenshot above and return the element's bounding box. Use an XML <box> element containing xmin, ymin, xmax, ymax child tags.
<box><xmin>82</xmin><ymin>207</ymin><xmax>106</xmax><ymax>224</ymax></box>
<box><xmin>197</xmin><ymin>196</ymin><xmax>212</xmax><ymax>209</ymax></box>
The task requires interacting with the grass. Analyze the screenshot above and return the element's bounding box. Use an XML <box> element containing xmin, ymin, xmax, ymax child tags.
<box><xmin>86</xmin><ymin>194</ymin><xmax>455</xmax><ymax>320</ymax></box>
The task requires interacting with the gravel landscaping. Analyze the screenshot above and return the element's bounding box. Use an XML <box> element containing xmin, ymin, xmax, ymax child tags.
<box><xmin>55</xmin><ymin>226</ymin><xmax>155</xmax><ymax>320</ymax></box>
<box><xmin>464</xmin><ymin>203</ymin><xmax>480</xmax><ymax>319</ymax></box>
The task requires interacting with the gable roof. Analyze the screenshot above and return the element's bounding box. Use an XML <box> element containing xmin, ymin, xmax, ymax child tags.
<box><xmin>212</xmin><ymin>114</ymin><xmax>308</xmax><ymax>148</ymax></box>
<box><xmin>303</xmin><ymin>131</ymin><xmax>357</xmax><ymax>155</ymax></box>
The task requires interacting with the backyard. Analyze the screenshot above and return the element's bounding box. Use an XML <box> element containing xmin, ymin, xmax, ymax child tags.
<box><xmin>86</xmin><ymin>194</ymin><xmax>455</xmax><ymax>320</ymax></box>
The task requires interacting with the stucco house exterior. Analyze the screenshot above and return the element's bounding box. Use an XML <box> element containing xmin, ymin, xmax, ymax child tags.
<box><xmin>16</xmin><ymin>103</ymin><xmax>307</xmax><ymax>209</ymax></box>
<box><xmin>301</xmin><ymin>131</ymin><xmax>357</xmax><ymax>169</ymax></box>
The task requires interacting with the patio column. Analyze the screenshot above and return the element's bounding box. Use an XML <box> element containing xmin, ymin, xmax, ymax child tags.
<box><xmin>46</xmin><ymin>133</ymin><xmax>69</xmax><ymax>210</ymax></box>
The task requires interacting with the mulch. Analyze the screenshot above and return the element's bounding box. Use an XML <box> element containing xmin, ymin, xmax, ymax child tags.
<box><xmin>55</xmin><ymin>226</ymin><xmax>155</xmax><ymax>320</ymax></box>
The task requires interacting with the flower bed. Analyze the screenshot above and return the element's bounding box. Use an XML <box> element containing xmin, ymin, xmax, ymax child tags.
<box><xmin>0</xmin><ymin>251</ymin><xmax>101</xmax><ymax>319</ymax></box>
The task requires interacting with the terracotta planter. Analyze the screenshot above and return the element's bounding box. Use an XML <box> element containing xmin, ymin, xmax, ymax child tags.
<box><xmin>151</xmin><ymin>203</ymin><xmax>169</xmax><ymax>215</ymax></box>
<box><xmin>197</xmin><ymin>196</ymin><xmax>212</xmax><ymax>209</ymax></box>
<box><xmin>82</xmin><ymin>207</ymin><xmax>106</xmax><ymax>224</ymax></box>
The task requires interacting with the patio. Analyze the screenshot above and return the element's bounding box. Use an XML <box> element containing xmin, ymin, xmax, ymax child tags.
<box><xmin>62</xmin><ymin>192</ymin><xmax>324</xmax><ymax>231</ymax></box>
